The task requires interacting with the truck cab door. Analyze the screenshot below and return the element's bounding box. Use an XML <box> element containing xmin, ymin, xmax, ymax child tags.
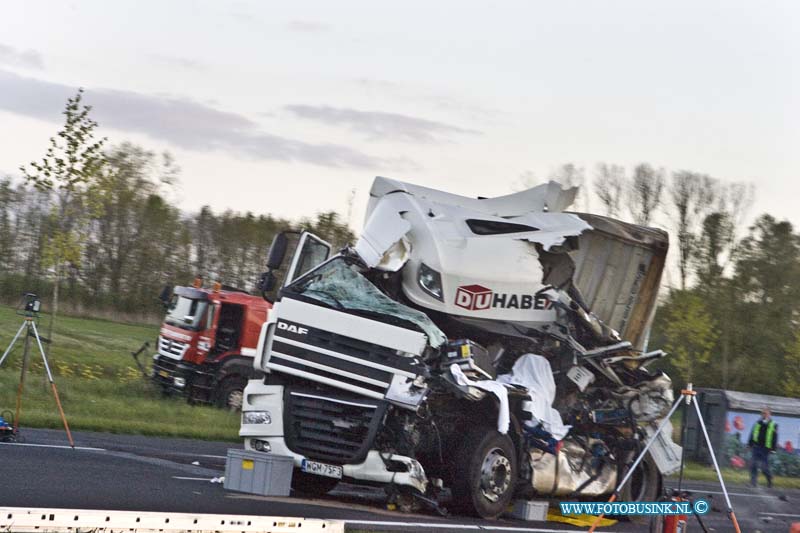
<box><xmin>198</xmin><ymin>302</ymin><xmax>218</xmax><ymax>358</ymax></box>
<box><xmin>284</xmin><ymin>232</ymin><xmax>332</xmax><ymax>286</ymax></box>
<box><xmin>257</xmin><ymin>231</ymin><xmax>332</xmax><ymax>302</ymax></box>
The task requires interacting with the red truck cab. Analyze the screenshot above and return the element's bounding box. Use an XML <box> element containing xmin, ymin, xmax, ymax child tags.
<box><xmin>152</xmin><ymin>285</ymin><xmax>271</xmax><ymax>409</ymax></box>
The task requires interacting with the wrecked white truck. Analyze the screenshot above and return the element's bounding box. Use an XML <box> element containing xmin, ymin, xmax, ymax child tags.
<box><xmin>240</xmin><ymin>177</ymin><xmax>681</xmax><ymax>518</ymax></box>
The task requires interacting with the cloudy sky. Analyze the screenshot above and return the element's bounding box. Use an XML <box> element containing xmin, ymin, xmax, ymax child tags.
<box><xmin>1</xmin><ymin>1</ymin><xmax>797</xmax><ymax>230</ymax></box>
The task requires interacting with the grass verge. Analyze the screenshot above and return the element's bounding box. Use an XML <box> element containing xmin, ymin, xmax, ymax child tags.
<box><xmin>667</xmin><ymin>460</ymin><xmax>800</xmax><ymax>490</ymax></box>
<box><xmin>0</xmin><ymin>305</ymin><xmax>240</xmax><ymax>441</ymax></box>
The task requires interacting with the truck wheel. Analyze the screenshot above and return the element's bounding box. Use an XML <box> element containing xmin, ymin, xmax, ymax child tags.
<box><xmin>620</xmin><ymin>453</ymin><xmax>661</xmax><ymax>503</ymax></box>
<box><xmin>217</xmin><ymin>376</ymin><xmax>246</xmax><ymax>411</ymax></box>
<box><xmin>450</xmin><ymin>428</ymin><xmax>518</xmax><ymax>519</ymax></box>
<box><xmin>291</xmin><ymin>471</ymin><xmax>339</xmax><ymax>497</ymax></box>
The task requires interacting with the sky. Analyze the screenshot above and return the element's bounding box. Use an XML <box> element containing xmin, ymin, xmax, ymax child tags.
<box><xmin>0</xmin><ymin>1</ymin><xmax>797</xmax><ymax>233</ymax></box>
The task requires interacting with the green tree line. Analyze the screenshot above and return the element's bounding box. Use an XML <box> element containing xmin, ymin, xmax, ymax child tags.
<box><xmin>0</xmin><ymin>155</ymin><xmax>352</xmax><ymax>317</ymax></box>
<box><xmin>3</xmin><ymin>90</ymin><xmax>797</xmax><ymax>397</ymax></box>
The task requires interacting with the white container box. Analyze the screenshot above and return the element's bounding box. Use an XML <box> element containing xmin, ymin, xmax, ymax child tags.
<box><xmin>223</xmin><ymin>449</ymin><xmax>294</xmax><ymax>496</ymax></box>
<box><xmin>509</xmin><ymin>499</ymin><xmax>549</xmax><ymax>521</ymax></box>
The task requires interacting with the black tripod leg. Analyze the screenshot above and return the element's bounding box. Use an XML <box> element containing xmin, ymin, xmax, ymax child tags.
<box><xmin>692</xmin><ymin>508</ymin><xmax>710</xmax><ymax>533</ymax></box>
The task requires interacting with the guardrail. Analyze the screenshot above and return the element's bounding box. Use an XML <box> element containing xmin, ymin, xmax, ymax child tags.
<box><xmin>0</xmin><ymin>507</ymin><xmax>344</xmax><ymax>532</ymax></box>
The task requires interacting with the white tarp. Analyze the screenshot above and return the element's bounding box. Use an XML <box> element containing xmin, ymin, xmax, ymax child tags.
<box><xmin>450</xmin><ymin>364</ymin><xmax>510</xmax><ymax>434</ymax></box>
<box><xmin>497</xmin><ymin>354</ymin><xmax>571</xmax><ymax>440</ymax></box>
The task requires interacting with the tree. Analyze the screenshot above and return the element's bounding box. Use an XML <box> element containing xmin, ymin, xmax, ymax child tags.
<box><xmin>668</xmin><ymin>171</ymin><xmax>716</xmax><ymax>290</ymax></box>
<box><xmin>626</xmin><ymin>163</ymin><xmax>665</xmax><ymax>225</ymax></box>
<box><xmin>0</xmin><ymin>178</ymin><xmax>16</xmax><ymax>271</ymax></box>
<box><xmin>730</xmin><ymin>215</ymin><xmax>800</xmax><ymax>390</ymax></box>
<box><xmin>661</xmin><ymin>290</ymin><xmax>718</xmax><ymax>384</ymax></box>
<box><xmin>550</xmin><ymin>163</ymin><xmax>588</xmax><ymax>211</ymax></box>
<box><xmin>592</xmin><ymin>163</ymin><xmax>625</xmax><ymax>218</ymax></box>
<box><xmin>782</xmin><ymin>335</ymin><xmax>800</xmax><ymax>397</ymax></box>
<box><xmin>301</xmin><ymin>211</ymin><xmax>355</xmax><ymax>250</ymax></box>
<box><xmin>19</xmin><ymin>88</ymin><xmax>107</xmax><ymax>343</ymax></box>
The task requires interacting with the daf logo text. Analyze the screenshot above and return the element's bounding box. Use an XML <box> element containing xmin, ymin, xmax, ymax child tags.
<box><xmin>277</xmin><ymin>322</ymin><xmax>309</xmax><ymax>335</ymax></box>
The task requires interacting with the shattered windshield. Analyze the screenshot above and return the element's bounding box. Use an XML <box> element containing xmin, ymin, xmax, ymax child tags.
<box><xmin>286</xmin><ymin>257</ymin><xmax>446</xmax><ymax>347</ymax></box>
<box><xmin>165</xmin><ymin>295</ymin><xmax>208</xmax><ymax>331</ymax></box>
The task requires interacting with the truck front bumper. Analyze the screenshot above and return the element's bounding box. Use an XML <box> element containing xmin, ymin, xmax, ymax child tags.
<box><xmin>151</xmin><ymin>355</ymin><xmax>209</xmax><ymax>394</ymax></box>
<box><xmin>240</xmin><ymin>381</ymin><xmax>428</xmax><ymax>493</ymax></box>
<box><xmin>151</xmin><ymin>354</ymin><xmax>182</xmax><ymax>389</ymax></box>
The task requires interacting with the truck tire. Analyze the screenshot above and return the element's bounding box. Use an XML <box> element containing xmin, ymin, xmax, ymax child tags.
<box><xmin>450</xmin><ymin>427</ymin><xmax>518</xmax><ymax>519</ymax></box>
<box><xmin>291</xmin><ymin>471</ymin><xmax>339</xmax><ymax>497</ymax></box>
<box><xmin>620</xmin><ymin>453</ymin><xmax>662</xmax><ymax>503</ymax></box>
<box><xmin>216</xmin><ymin>376</ymin><xmax>247</xmax><ymax>411</ymax></box>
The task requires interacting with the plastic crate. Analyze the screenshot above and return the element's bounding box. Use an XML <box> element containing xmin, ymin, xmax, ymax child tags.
<box><xmin>223</xmin><ymin>449</ymin><xmax>294</xmax><ymax>496</ymax></box>
<box><xmin>509</xmin><ymin>499</ymin><xmax>549</xmax><ymax>521</ymax></box>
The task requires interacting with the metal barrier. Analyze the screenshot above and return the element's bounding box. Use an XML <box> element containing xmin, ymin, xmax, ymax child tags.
<box><xmin>0</xmin><ymin>507</ymin><xmax>344</xmax><ymax>532</ymax></box>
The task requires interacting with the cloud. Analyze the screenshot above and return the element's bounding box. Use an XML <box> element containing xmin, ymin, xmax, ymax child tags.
<box><xmin>0</xmin><ymin>69</ymin><xmax>411</xmax><ymax>170</ymax></box>
<box><xmin>287</xmin><ymin>20</ymin><xmax>331</xmax><ymax>33</ymax></box>
<box><xmin>150</xmin><ymin>55</ymin><xmax>205</xmax><ymax>70</ymax></box>
<box><xmin>0</xmin><ymin>43</ymin><xmax>44</xmax><ymax>70</ymax></box>
<box><xmin>285</xmin><ymin>105</ymin><xmax>481</xmax><ymax>144</ymax></box>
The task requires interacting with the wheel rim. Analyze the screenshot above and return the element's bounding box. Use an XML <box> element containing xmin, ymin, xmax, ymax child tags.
<box><xmin>227</xmin><ymin>389</ymin><xmax>243</xmax><ymax>411</ymax></box>
<box><xmin>479</xmin><ymin>447</ymin><xmax>512</xmax><ymax>503</ymax></box>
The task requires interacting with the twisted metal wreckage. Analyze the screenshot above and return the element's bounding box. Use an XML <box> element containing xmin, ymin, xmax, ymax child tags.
<box><xmin>242</xmin><ymin>177</ymin><xmax>682</xmax><ymax>518</ymax></box>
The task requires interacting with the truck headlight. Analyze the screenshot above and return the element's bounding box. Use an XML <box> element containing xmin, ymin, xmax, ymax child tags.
<box><xmin>242</xmin><ymin>411</ymin><xmax>272</xmax><ymax>425</ymax></box>
<box><xmin>418</xmin><ymin>263</ymin><xmax>444</xmax><ymax>301</ymax></box>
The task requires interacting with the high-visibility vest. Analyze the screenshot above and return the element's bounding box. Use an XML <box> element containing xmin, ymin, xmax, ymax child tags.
<box><xmin>752</xmin><ymin>419</ymin><xmax>777</xmax><ymax>448</ymax></box>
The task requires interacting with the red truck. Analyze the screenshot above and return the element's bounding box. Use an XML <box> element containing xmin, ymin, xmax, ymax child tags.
<box><xmin>151</xmin><ymin>283</ymin><xmax>271</xmax><ymax>410</ymax></box>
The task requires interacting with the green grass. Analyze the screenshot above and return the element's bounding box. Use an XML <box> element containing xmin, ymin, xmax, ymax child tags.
<box><xmin>667</xmin><ymin>460</ymin><xmax>800</xmax><ymax>490</ymax></box>
<box><xmin>0</xmin><ymin>305</ymin><xmax>240</xmax><ymax>441</ymax></box>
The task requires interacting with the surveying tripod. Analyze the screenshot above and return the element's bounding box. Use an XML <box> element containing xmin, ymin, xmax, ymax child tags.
<box><xmin>0</xmin><ymin>294</ymin><xmax>74</xmax><ymax>448</ymax></box>
<box><xmin>588</xmin><ymin>383</ymin><xmax>741</xmax><ymax>533</ymax></box>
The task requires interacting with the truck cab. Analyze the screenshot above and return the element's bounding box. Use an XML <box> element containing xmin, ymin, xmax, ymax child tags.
<box><xmin>240</xmin><ymin>179</ymin><xmax>679</xmax><ymax>518</ymax></box>
<box><xmin>152</xmin><ymin>284</ymin><xmax>271</xmax><ymax>409</ymax></box>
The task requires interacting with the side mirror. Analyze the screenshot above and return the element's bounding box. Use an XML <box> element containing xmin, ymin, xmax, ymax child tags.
<box><xmin>267</xmin><ymin>233</ymin><xmax>289</xmax><ymax>270</ymax></box>
<box><xmin>256</xmin><ymin>271</ymin><xmax>277</xmax><ymax>294</ymax></box>
<box><xmin>158</xmin><ymin>285</ymin><xmax>173</xmax><ymax>308</ymax></box>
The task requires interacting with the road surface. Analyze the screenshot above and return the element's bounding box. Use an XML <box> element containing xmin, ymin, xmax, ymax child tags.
<box><xmin>0</xmin><ymin>428</ymin><xmax>795</xmax><ymax>532</ymax></box>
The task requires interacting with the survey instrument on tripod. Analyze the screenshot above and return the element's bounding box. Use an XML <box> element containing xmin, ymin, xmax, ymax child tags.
<box><xmin>0</xmin><ymin>293</ymin><xmax>74</xmax><ymax>448</ymax></box>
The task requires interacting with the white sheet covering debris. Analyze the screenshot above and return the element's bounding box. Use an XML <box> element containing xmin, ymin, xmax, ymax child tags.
<box><xmin>450</xmin><ymin>364</ymin><xmax>510</xmax><ymax>434</ymax></box>
<box><xmin>497</xmin><ymin>354</ymin><xmax>571</xmax><ymax>440</ymax></box>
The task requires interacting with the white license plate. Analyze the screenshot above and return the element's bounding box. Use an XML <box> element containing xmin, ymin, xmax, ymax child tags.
<box><xmin>301</xmin><ymin>459</ymin><xmax>342</xmax><ymax>479</ymax></box>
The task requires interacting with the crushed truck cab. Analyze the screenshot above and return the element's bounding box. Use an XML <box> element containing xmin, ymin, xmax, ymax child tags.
<box><xmin>241</xmin><ymin>177</ymin><xmax>680</xmax><ymax>518</ymax></box>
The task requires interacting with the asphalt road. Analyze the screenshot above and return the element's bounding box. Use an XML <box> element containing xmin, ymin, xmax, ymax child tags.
<box><xmin>0</xmin><ymin>428</ymin><xmax>796</xmax><ymax>532</ymax></box>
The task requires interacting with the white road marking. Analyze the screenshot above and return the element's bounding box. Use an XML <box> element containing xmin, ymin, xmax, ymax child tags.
<box><xmin>682</xmin><ymin>488</ymin><xmax>780</xmax><ymax>499</ymax></box>
<box><xmin>346</xmin><ymin>521</ymin><xmax>621</xmax><ymax>532</ymax></box>
<box><xmin>172</xmin><ymin>476</ymin><xmax>214</xmax><ymax>481</ymax></box>
<box><xmin>0</xmin><ymin>442</ymin><xmax>105</xmax><ymax>451</ymax></box>
<box><xmin>757</xmin><ymin>512</ymin><xmax>800</xmax><ymax>518</ymax></box>
<box><xmin>165</xmin><ymin>451</ymin><xmax>227</xmax><ymax>459</ymax></box>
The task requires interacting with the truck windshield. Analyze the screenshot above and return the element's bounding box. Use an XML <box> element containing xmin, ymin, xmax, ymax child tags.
<box><xmin>285</xmin><ymin>257</ymin><xmax>446</xmax><ymax>347</ymax></box>
<box><xmin>165</xmin><ymin>296</ymin><xmax>209</xmax><ymax>331</ymax></box>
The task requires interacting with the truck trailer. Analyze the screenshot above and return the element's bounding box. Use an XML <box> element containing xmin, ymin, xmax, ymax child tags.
<box><xmin>240</xmin><ymin>177</ymin><xmax>681</xmax><ymax>517</ymax></box>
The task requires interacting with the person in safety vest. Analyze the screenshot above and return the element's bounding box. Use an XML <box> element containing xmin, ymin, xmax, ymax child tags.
<box><xmin>748</xmin><ymin>407</ymin><xmax>778</xmax><ymax>488</ymax></box>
